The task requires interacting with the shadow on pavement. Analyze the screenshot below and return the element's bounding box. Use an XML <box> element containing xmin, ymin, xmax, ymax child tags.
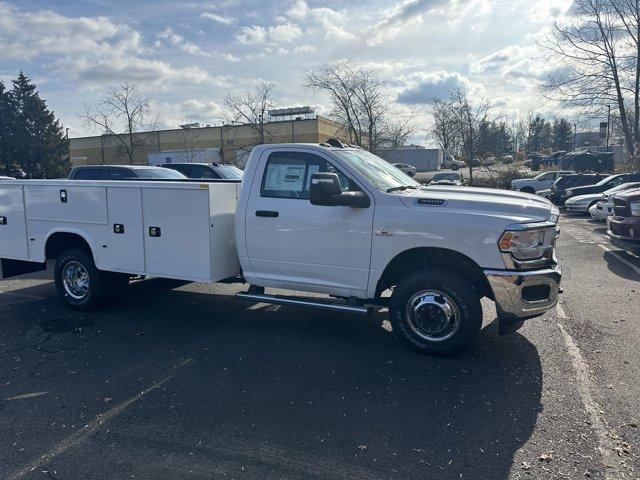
<box><xmin>1</xmin><ymin>278</ymin><xmax>543</xmax><ymax>479</ymax></box>
<box><xmin>602</xmin><ymin>250</ymin><xmax>640</xmax><ymax>282</ymax></box>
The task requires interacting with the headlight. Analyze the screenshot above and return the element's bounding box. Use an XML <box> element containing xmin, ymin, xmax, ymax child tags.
<box><xmin>499</xmin><ymin>228</ymin><xmax>554</xmax><ymax>260</ymax></box>
<box><xmin>631</xmin><ymin>202</ymin><xmax>640</xmax><ymax>216</ymax></box>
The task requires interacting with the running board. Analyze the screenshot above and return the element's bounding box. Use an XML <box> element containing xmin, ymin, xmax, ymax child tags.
<box><xmin>235</xmin><ymin>292</ymin><xmax>372</xmax><ymax>316</ymax></box>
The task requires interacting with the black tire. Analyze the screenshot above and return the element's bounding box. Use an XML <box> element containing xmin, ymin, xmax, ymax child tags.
<box><xmin>389</xmin><ymin>269</ymin><xmax>482</xmax><ymax>356</ymax></box>
<box><xmin>54</xmin><ymin>248</ymin><xmax>111</xmax><ymax>311</ymax></box>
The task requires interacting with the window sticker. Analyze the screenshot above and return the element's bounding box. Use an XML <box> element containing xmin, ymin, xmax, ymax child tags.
<box><xmin>305</xmin><ymin>164</ymin><xmax>321</xmax><ymax>190</ymax></box>
<box><xmin>265</xmin><ymin>163</ymin><xmax>306</xmax><ymax>191</ymax></box>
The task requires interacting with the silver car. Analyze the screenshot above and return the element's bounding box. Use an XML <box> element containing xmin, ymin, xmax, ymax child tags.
<box><xmin>392</xmin><ymin>163</ymin><xmax>417</xmax><ymax>177</ymax></box>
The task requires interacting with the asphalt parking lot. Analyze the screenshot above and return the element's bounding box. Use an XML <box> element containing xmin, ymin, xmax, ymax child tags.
<box><xmin>1</xmin><ymin>214</ymin><xmax>639</xmax><ymax>480</ymax></box>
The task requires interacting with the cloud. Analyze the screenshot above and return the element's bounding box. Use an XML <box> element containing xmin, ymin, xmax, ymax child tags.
<box><xmin>235</xmin><ymin>22</ymin><xmax>302</xmax><ymax>45</ymax></box>
<box><xmin>200</xmin><ymin>11</ymin><xmax>236</xmax><ymax>25</ymax></box>
<box><xmin>396</xmin><ymin>71</ymin><xmax>473</xmax><ymax>104</ymax></box>
<box><xmin>368</xmin><ymin>0</ymin><xmax>453</xmax><ymax>46</ymax></box>
<box><xmin>157</xmin><ymin>27</ymin><xmax>239</xmax><ymax>62</ymax></box>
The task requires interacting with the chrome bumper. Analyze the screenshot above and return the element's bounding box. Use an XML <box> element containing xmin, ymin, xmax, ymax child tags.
<box><xmin>484</xmin><ymin>266</ymin><xmax>561</xmax><ymax>320</ymax></box>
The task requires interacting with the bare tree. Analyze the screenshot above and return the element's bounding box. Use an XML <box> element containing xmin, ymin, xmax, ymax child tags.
<box><xmin>433</xmin><ymin>88</ymin><xmax>489</xmax><ymax>185</ymax></box>
<box><xmin>222</xmin><ymin>81</ymin><xmax>276</xmax><ymax>155</ymax></box>
<box><xmin>430</xmin><ymin>99</ymin><xmax>460</xmax><ymax>154</ymax></box>
<box><xmin>378</xmin><ymin>115</ymin><xmax>417</xmax><ymax>148</ymax></box>
<box><xmin>180</xmin><ymin>127</ymin><xmax>204</xmax><ymax>162</ymax></box>
<box><xmin>306</xmin><ymin>62</ymin><xmax>389</xmax><ymax>152</ymax></box>
<box><xmin>81</xmin><ymin>83</ymin><xmax>156</xmax><ymax>164</ymax></box>
<box><xmin>542</xmin><ymin>0</ymin><xmax>640</xmax><ymax>165</ymax></box>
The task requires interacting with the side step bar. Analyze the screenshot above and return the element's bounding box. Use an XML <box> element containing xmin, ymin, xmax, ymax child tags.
<box><xmin>235</xmin><ymin>292</ymin><xmax>372</xmax><ymax>316</ymax></box>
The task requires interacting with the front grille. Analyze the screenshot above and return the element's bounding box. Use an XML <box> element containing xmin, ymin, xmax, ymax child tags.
<box><xmin>613</xmin><ymin>197</ymin><xmax>630</xmax><ymax>217</ymax></box>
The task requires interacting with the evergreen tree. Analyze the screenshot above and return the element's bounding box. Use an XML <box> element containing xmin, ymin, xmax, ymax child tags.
<box><xmin>0</xmin><ymin>81</ymin><xmax>17</xmax><ymax>175</ymax></box>
<box><xmin>552</xmin><ymin>118</ymin><xmax>574</xmax><ymax>152</ymax></box>
<box><xmin>526</xmin><ymin>116</ymin><xmax>552</xmax><ymax>153</ymax></box>
<box><xmin>11</xmin><ymin>71</ymin><xmax>69</xmax><ymax>178</ymax></box>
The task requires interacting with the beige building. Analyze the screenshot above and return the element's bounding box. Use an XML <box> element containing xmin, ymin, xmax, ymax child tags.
<box><xmin>69</xmin><ymin>116</ymin><xmax>348</xmax><ymax>167</ymax></box>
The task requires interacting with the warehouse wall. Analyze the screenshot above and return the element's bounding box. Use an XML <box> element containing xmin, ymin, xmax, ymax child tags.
<box><xmin>69</xmin><ymin>116</ymin><xmax>348</xmax><ymax>167</ymax></box>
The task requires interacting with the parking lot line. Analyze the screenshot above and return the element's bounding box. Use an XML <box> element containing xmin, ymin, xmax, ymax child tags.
<box><xmin>557</xmin><ymin>317</ymin><xmax>620</xmax><ymax>480</ymax></box>
<box><xmin>597</xmin><ymin>243</ymin><xmax>640</xmax><ymax>278</ymax></box>
<box><xmin>7</xmin><ymin>358</ymin><xmax>194</xmax><ymax>480</ymax></box>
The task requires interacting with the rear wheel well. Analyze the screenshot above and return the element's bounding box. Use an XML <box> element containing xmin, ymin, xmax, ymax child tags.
<box><xmin>376</xmin><ymin>247</ymin><xmax>492</xmax><ymax>300</ymax></box>
<box><xmin>45</xmin><ymin>232</ymin><xmax>92</xmax><ymax>260</ymax></box>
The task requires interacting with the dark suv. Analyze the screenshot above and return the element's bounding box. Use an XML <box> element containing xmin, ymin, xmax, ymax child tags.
<box><xmin>161</xmin><ymin>163</ymin><xmax>243</xmax><ymax>180</ymax></box>
<box><xmin>68</xmin><ymin>165</ymin><xmax>187</xmax><ymax>180</ymax></box>
<box><xmin>549</xmin><ymin>173</ymin><xmax>608</xmax><ymax>206</ymax></box>
<box><xmin>563</xmin><ymin>172</ymin><xmax>640</xmax><ymax>202</ymax></box>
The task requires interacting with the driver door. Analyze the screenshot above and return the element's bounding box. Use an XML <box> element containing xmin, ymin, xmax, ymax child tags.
<box><xmin>245</xmin><ymin>149</ymin><xmax>374</xmax><ymax>297</ymax></box>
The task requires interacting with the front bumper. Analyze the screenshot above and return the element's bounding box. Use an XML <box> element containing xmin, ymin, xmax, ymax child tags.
<box><xmin>484</xmin><ymin>266</ymin><xmax>562</xmax><ymax>322</ymax></box>
<box><xmin>566</xmin><ymin>202</ymin><xmax>589</xmax><ymax>213</ymax></box>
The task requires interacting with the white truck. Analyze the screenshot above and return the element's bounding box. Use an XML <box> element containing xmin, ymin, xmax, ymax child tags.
<box><xmin>0</xmin><ymin>142</ymin><xmax>562</xmax><ymax>355</ymax></box>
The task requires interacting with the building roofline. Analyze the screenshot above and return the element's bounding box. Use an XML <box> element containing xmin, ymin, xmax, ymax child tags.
<box><xmin>70</xmin><ymin>114</ymin><xmax>339</xmax><ymax>141</ymax></box>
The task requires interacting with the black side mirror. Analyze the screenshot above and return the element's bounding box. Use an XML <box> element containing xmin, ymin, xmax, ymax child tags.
<box><xmin>309</xmin><ymin>173</ymin><xmax>370</xmax><ymax>208</ymax></box>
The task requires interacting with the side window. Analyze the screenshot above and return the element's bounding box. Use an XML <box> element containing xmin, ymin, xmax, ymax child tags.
<box><xmin>190</xmin><ymin>165</ymin><xmax>218</xmax><ymax>179</ymax></box>
<box><xmin>74</xmin><ymin>168</ymin><xmax>105</xmax><ymax>180</ymax></box>
<box><xmin>108</xmin><ymin>168</ymin><xmax>136</xmax><ymax>180</ymax></box>
<box><xmin>261</xmin><ymin>151</ymin><xmax>356</xmax><ymax>200</ymax></box>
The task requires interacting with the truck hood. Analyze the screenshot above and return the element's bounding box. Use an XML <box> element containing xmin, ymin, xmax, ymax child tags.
<box><xmin>401</xmin><ymin>185</ymin><xmax>554</xmax><ymax>223</ymax></box>
<box><xmin>614</xmin><ymin>187</ymin><xmax>640</xmax><ymax>202</ymax></box>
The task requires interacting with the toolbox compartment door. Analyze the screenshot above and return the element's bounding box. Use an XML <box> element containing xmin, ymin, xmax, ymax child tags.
<box><xmin>0</xmin><ymin>185</ymin><xmax>29</xmax><ymax>260</ymax></box>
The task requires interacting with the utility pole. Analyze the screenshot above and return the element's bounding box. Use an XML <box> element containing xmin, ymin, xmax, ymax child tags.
<box><xmin>606</xmin><ymin>105</ymin><xmax>611</xmax><ymax>148</ymax></box>
<box><xmin>573</xmin><ymin>123</ymin><xmax>577</xmax><ymax>150</ymax></box>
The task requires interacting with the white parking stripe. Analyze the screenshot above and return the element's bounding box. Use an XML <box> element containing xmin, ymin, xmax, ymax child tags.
<box><xmin>557</xmin><ymin>314</ymin><xmax>621</xmax><ymax>479</ymax></box>
<box><xmin>8</xmin><ymin>358</ymin><xmax>193</xmax><ymax>480</ymax></box>
<box><xmin>597</xmin><ymin>243</ymin><xmax>640</xmax><ymax>278</ymax></box>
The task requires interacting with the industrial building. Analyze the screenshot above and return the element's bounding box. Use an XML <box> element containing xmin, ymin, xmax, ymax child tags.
<box><xmin>69</xmin><ymin>109</ymin><xmax>349</xmax><ymax>167</ymax></box>
<box><xmin>377</xmin><ymin>146</ymin><xmax>443</xmax><ymax>172</ymax></box>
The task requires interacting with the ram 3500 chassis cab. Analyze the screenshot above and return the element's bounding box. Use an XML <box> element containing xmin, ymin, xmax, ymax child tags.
<box><xmin>0</xmin><ymin>143</ymin><xmax>561</xmax><ymax>355</ymax></box>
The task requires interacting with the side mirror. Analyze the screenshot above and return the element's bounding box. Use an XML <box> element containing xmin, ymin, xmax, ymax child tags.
<box><xmin>309</xmin><ymin>173</ymin><xmax>370</xmax><ymax>208</ymax></box>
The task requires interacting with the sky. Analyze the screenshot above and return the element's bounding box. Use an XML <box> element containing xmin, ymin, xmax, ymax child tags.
<box><xmin>0</xmin><ymin>0</ymin><xmax>575</xmax><ymax>141</ymax></box>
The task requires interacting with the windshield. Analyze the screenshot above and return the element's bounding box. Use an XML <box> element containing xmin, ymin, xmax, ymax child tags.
<box><xmin>136</xmin><ymin>168</ymin><xmax>186</xmax><ymax>179</ymax></box>
<box><xmin>334</xmin><ymin>150</ymin><xmax>420</xmax><ymax>192</ymax></box>
<box><xmin>215</xmin><ymin>165</ymin><xmax>243</xmax><ymax>179</ymax></box>
<box><xmin>432</xmin><ymin>173</ymin><xmax>460</xmax><ymax>181</ymax></box>
<box><xmin>604</xmin><ymin>182</ymin><xmax>640</xmax><ymax>194</ymax></box>
<box><xmin>595</xmin><ymin>175</ymin><xmax>616</xmax><ymax>186</ymax></box>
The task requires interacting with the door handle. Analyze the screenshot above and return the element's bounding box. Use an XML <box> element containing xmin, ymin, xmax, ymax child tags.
<box><xmin>255</xmin><ymin>210</ymin><xmax>279</xmax><ymax>218</ymax></box>
<box><xmin>0</xmin><ymin>216</ymin><xmax>6</xmax><ymax>225</ymax></box>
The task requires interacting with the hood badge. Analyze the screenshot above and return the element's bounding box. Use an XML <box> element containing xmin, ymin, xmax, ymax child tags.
<box><xmin>417</xmin><ymin>198</ymin><xmax>447</xmax><ymax>206</ymax></box>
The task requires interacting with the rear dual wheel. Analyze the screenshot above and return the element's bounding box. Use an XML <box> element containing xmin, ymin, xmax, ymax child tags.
<box><xmin>54</xmin><ymin>248</ymin><xmax>128</xmax><ymax>311</ymax></box>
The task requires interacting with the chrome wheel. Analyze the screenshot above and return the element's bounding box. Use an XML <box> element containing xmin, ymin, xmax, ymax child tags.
<box><xmin>62</xmin><ymin>261</ymin><xmax>90</xmax><ymax>300</ymax></box>
<box><xmin>405</xmin><ymin>290</ymin><xmax>461</xmax><ymax>342</ymax></box>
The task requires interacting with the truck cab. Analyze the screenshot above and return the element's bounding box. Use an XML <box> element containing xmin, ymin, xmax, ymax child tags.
<box><xmin>236</xmin><ymin>143</ymin><xmax>561</xmax><ymax>354</ymax></box>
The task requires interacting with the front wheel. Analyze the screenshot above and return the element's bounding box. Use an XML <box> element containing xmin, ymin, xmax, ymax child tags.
<box><xmin>389</xmin><ymin>269</ymin><xmax>482</xmax><ymax>356</ymax></box>
<box><xmin>54</xmin><ymin>248</ymin><xmax>112</xmax><ymax>311</ymax></box>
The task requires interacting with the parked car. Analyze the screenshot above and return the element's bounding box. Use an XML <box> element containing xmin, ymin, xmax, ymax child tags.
<box><xmin>449</xmin><ymin>160</ymin><xmax>465</xmax><ymax>170</ymax></box>
<box><xmin>566</xmin><ymin>182</ymin><xmax>640</xmax><ymax>214</ymax></box>
<box><xmin>549</xmin><ymin>173</ymin><xmax>610</xmax><ymax>206</ymax></box>
<box><xmin>392</xmin><ymin>163</ymin><xmax>417</xmax><ymax>177</ymax></box>
<box><xmin>68</xmin><ymin>165</ymin><xmax>187</xmax><ymax>180</ymax></box>
<box><xmin>483</xmin><ymin>157</ymin><xmax>496</xmax><ymax>166</ymax></box>
<box><xmin>560</xmin><ymin>150</ymin><xmax>614</xmax><ymax>173</ymax></box>
<box><xmin>511</xmin><ymin>170</ymin><xmax>575</xmax><ymax>194</ymax></box>
<box><xmin>541</xmin><ymin>151</ymin><xmax>567</xmax><ymax>169</ymax></box>
<box><xmin>528</xmin><ymin>153</ymin><xmax>546</xmax><ymax>170</ymax></box>
<box><xmin>589</xmin><ymin>184</ymin><xmax>640</xmax><ymax>220</ymax></box>
<box><xmin>523</xmin><ymin>159</ymin><xmax>532</xmax><ymax>168</ymax></box>
<box><xmin>607</xmin><ymin>188</ymin><xmax>640</xmax><ymax>254</ymax></box>
<box><xmin>501</xmin><ymin>155</ymin><xmax>514</xmax><ymax>164</ymax></box>
<box><xmin>0</xmin><ymin>141</ymin><xmax>562</xmax><ymax>356</ymax></box>
<box><xmin>564</xmin><ymin>172</ymin><xmax>640</xmax><ymax>202</ymax></box>
<box><xmin>429</xmin><ymin>172</ymin><xmax>463</xmax><ymax>186</ymax></box>
<box><xmin>162</xmin><ymin>163</ymin><xmax>243</xmax><ymax>180</ymax></box>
